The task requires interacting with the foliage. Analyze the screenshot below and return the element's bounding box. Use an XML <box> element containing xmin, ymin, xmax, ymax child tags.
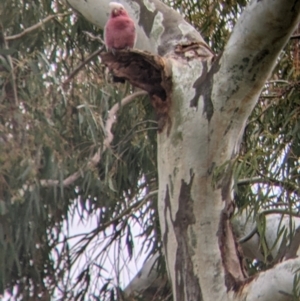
<box><xmin>233</xmin><ymin>40</ymin><xmax>300</xmax><ymax>208</ymax></box>
<box><xmin>0</xmin><ymin>0</ymin><xmax>299</xmax><ymax>300</ymax></box>
<box><xmin>165</xmin><ymin>0</ymin><xmax>248</xmax><ymax>51</ymax></box>
<box><xmin>0</xmin><ymin>0</ymin><xmax>159</xmax><ymax>299</ymax></box>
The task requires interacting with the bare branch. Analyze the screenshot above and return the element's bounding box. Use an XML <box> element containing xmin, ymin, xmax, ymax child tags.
<box><xmin>41</xmin><ymin>90</ymin><xmax>148</xmax><ymax>187</ymax></box>
<box><xmin>102</xmin><ymin>190</ymin><xmax>157</xmax><ymax>230</ymax></box>
<box><xmin>62</xmin><ymin>31</ymin><xmax>105</xmax><ymax>88</ymax></box>
<box><xmin>238</xmin><ymin>227</ymin><xmax>258</xmax><ymax>244</ymax></box>
<box><xmin>70</xmin><ymin>190</ymin><xmax>158</xmax><ymax>264</ymax></box>
<box><xmin>5</xmin><ymin>13</ymin><xmax>70</xmax><ymax>41</ymax></box>
<box><xmin>62</xmin><ymin>47</ymin><xmax>105</xmax><ymax>88</ymax></box>
<box><xmin>82</xmin><ymin>31</ymin><xmax>105</xmax><ymax>44</ymax></box>
<box><xmin>261</xmin><ymin>209</ymin><xmax>300</xmax><ymax>218</ymax></box>
<box><xmin>238</xmin><ymin>210</ymin><xmax>300</xmax><ymax>245</ymax></box>
<box><xmin>238</xmin><ymin>176</ymin><xmax>299</xmax><ymax>195</ymax></box>
<box><xmin>40</xmin><ymin>170</ymin><xmax>81</xmax><ymax>187</ymax></box>
<box><xmin>103</xmin><ymin>90</ymin><xmax>148</xmax><ymax>148</ymax></box>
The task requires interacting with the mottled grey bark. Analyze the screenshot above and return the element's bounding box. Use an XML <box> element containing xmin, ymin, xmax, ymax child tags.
<box><xmin>64</xmin><ymin>0</ymin><xmax>300</xmax><ymax>300</ymax></box>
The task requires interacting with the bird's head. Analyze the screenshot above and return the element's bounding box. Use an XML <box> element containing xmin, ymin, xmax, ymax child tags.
<box><xmin>109</xmin><ymin>2</ymin><xmax>128</xmax><ymax>17</ymax></box>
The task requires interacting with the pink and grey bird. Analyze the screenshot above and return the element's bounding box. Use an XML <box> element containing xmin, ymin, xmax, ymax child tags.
<box><xmin>104</xmin><ymin>2</ymin><xmax>136</xmax><ymax>52</ymax></box>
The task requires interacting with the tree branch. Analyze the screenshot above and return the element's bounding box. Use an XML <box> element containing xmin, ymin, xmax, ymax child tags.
<box><xmin>284</xmin><ymin>226</ymin><xmax>300</xmax><ymax>260</ymax></box>
<box><xmin>41</xmin><ymin>90</ymin><xmax>147</xmax><ymax>187</ymax></box>
<box><xmin>62</xmin><ymin>47</ymin><xmax>105</xmax><ymax>88</ymax></box>
<box><xmin>63</xmin><ymin>31</ymin><xmax>105</xmax><ymax>88</ymax></box>
<box><xmin>64</xmin><ymin>0</ymin><xmax>210</xmax><ymax>56</ymax></box>
<box><xmin>103</xmin><ymin>90</ymin><xmax>147</xmax><ymax>148</ymax></box>
<box><xmin>124</xmin><ymin>252</ymin><xmax>168</xmax><ymax>299</ymax></box>
<box><xmin>5</xmin><ymin>13</ymin><xmax>70</xmax><ymax>41</ymax></box>
<box><xmin>234</xmin><ymin>211</ymin><xmax>300</xmax><ymax>265</ymax></box>
<box><xmin>213</xmin><ymin>0</ymin><xmax>300</xmax><ymax>142</ymax></box>
<box><xmin>70</xmin><ymin>190</ymin><xmax>158</xmax><ymax>264</ymax></box>
<box><xmin>237</xmin><ymin>176</ymin><xmax>299</xmax><ymax>195</ymax></box>
<box><xmin>243</xmin><ymin>257</ymin><xmax>300</xmax><ymax>300</ymax></box>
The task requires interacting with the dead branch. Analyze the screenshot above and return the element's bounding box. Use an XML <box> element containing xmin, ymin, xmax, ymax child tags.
<box><xmin>103</xmin><ymin>90</ymin><xmax>147</xmax><ymax>148</ymax></box>
<box><xmin>5</xmin><ymin>13</ymin><xmax>70</xmax><ymax>41</ymax></box>
<box><xmin>41</xmin><ymin>90</ymin><xmax>147</xmax><ymax>187</ymax></box>
<box><xmin>70</xmin><ymin>190</ymin><xmax>158</xmax><ymax>264</ymax></box>
<box><xmin>82</xmin><ymin>31</ymin><xmax>105</xmax><ymax>44</ymax></box>
<box><xmin>237</xmin><ymin>176</ymin><xmax>299</xmax><ymax>195</ymax></box>
<box><xmin>62</xmin><ymin>46</ymin><xmax>105</xmax><ymax>89</ymax></box>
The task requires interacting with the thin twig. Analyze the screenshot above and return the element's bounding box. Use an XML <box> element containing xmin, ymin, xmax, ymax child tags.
<box><xmin>238</xmin><ymin>175</ymin><xmax>299</xmax><ymax>195</ymax></box>
<box><xmin>266</xmin><ymin>80</ymin><xmax>290</xmax><ymax>85</ymax></box>
<box><xmin>5</xmin><ymin>13</ymin><xmax>70</xmax><ymax>41</ymax></box>
<box><xmin>238</xmin><ymin>226</ymin><xmax>258</xmax><ymax>244</ymax></box>
<box><xmin>71</xmin><ymin>190</ymin><xmax>158</xmax><ymax>264</ymax></box>
<box><xmin>82</xmin><ymin>31</ymin><xmax>105</xmax><ymax>44</ymax></box>
<box><xmin>259</xmin><ymin>209</ymin><xmax>300</xmax><ymax>218</ymax></box>
<box><xmin>40</xmin><ymin>170</ymin><xmax>81</xmax><ymax>187</ymax></box>
<box><xmin>62</xmin><ymin>46</ymin><xmax>105</xmax><ymax>88</ymax></box>
<box><xmin>238</xmin><ymin>210</ymin><xmax>300</xmax><ymax>244</ymax></box>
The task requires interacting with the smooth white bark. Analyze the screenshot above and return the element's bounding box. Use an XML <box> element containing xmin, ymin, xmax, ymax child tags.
<box><xmin>64</xmin><ymin>0</ymin><xmax>300</xmax><ymax>300</ymax></box>
<box><xmin>125</xmin><ymin>257</ymin><xmax>300</xmax><ymax>301</ymax></box>
<box><xmin>234</xmin><ymin>213</ymin><xmax>300</xmax><ymax>261</ymax></box>
<box><xmin>125</xmin><ymin>213</ymin><xmax>300</xmax><ymax>298</ymax></box>
<box><xmin>213</xmin><ymin>0</ymin><xmax>300</xmax><ymax>160</ymax></box>
<box><xmin>63</xmin><ymin>0</ymin><xmax>154</xmax><ymax>52</ymax></box>
<box><xmin>156</xmin><ymin>0</ymin><xmax>300</xmax><ymax>298</ymax></box>
<box><xmin>241</xmin><ymin>258</ymin><xmax>300</xmax><ymax>301</ymax></box>
<box><xmin>124</xmin><ymin>253</ymin><xmax>166</xmax><ymax>298</ymax></box>
<box><xmin>63</xmin><ymin>0</ymin><xmax>205</xmax><ymax>55</ymax></box>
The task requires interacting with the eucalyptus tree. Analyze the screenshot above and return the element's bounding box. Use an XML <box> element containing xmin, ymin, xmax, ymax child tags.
<box><xmin>0</xmin><ymin>0</ymin><xmax>300</xmax><ymax>300</ymax></box>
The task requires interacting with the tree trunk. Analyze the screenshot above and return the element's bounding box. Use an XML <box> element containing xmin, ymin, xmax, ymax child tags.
<box><xmin>64</xmin><ymin>0</ymin><xmax>300</xmax><ymax>300</ymax></box>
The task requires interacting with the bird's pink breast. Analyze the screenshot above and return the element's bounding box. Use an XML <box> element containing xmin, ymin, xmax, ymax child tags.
<box><xmin>105</xmin><ymin>16</ymin><xmax>136</xmax><ymax>50</ymax></box>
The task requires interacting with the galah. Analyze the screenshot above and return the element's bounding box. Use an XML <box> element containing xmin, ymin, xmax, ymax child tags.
<box><xmin>104</xmin><ymin>2</ymin><xmax>136</xmax><ymax>52</ymax></box>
